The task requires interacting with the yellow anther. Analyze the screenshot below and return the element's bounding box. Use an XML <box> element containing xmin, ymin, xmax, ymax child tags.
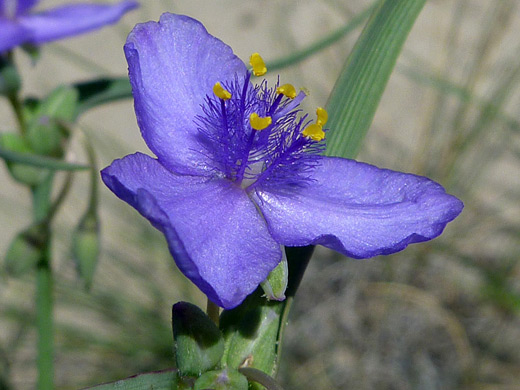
<box><xmin>250</xmin><ymin>53</ymin><xmax>267</xmax><ymax>76</ymax></box>
<box><xmin>300</xmin><ymin>87</ymin><xmax>310</xmax><ymax>96</ymax></box>
<box><xmin>276</xmin><ymin>84</ymin><xmax>297</xmax><ymax>99</ymax></box>
<box><xmin>250</xmin><ymin>113</ymin><xmax>272</xmax><ymax>130</ymax></box>
<box><xmin>213</xmin><ymin>82</ymin><xmax>232</xmax><ymax>100</ymax></box>
<box><xmin>302</xmin><ymin>123</ymin><xmax>325</xmax><ymax>142</ymax></box>
<box><xmin>316</xmin><ymin>107</ymin><xmax>328</xmax><ymax>126</ymax></box>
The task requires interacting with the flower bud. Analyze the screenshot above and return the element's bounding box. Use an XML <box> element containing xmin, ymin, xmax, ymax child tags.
<box><xmin>5</xmin><ymin>224</ymin><xmax>47</xmax><ymax>276</ymax></box>
<box><xmin>72</xmin><ymin>212</ymin><xmax>99</xmax><ymax>290</ymax></box>
<box><xmin>194</xmin><ymin>369</ymin><xmax>248</xmax><ymax>390</ymax></box>
<box><xmin>0</xmin><ymin>132</ymin><xmax>48</xmax><ymax>186</ymax></box>
<box><xmin>26</xmin><ymin>86</ymin><xmax>79</xmax><ymax>157</ymax></box>
<box><xmin>172</xmin><ymin>302</ymin><xmax>224</xmax><ymax>376</ymax></box>
<box><xmin>260</xmin><ymin>248</ymin><xmax>288</xmax><ymax>301</ymax></box>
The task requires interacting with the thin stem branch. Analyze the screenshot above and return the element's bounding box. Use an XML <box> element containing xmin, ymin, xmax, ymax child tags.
<box><xmin>32</xmin><ymin>176</ymin><xmax>54</xmax><ymax>390</ymax></box>
<box><xmin>238</xmin><ymin>367</ymin><xmax>285</xmax><ymax>390</ymax></box>
<box><xmin>36</xmin><ymin>246</ymin><xmax>53</xmax><ymax>390</ymax></box>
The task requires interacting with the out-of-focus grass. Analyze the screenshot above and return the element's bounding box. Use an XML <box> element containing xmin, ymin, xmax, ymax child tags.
<box><xmin>1</xmin><ymin>0</ymin><xmax>520</xmax><ymax>389</ymax></box>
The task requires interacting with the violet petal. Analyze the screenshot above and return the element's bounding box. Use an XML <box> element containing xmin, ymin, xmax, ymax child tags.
<box><xmin>124</xmin><ymin>13</ymin><xmax>247</xmax><ymax>175</ymax></box>
<box><xmin>254</xmin><ymin>157</ymin><xmax>463</xmax><ymax>258</ymax></box>
<box><xmin>0</xmin><ymin>18</ymin><xmax>30</xmax><ymax>52</ymax></box>
<box><xmin>101</xmin><ymin>152</ymin><xmax>281</xmax><ymax>308</ymax></box>
<box><xmin>18</xmin><ymin>0</ymin><xmax>137</xmax><ymax>44</ymax></box>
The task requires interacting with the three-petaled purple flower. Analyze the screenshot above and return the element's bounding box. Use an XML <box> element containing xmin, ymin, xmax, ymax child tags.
<box><xmin>101</xmin><ymin>13</ymin><xmax>463</xmax><ymax>309</ymax></box>
<box><xmin>0</xmin><ymin>0</ymin><xmax>138</xmax><ymax>53</ymax></box>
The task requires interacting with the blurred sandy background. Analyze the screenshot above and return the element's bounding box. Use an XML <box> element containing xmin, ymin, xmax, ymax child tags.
<box><xmin>1</xmin><ymin>0</ymin><xmax>520</xmax><ymax>389</ymax></box>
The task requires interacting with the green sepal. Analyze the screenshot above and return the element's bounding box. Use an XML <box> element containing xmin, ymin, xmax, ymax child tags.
<box><xmin>220</xmin><ymin>292</ymin><xmax>281</xmax><ymax>381</ymax></box>
<box><xmin>72</xmin><ymin>211</ymin><xmax>100</xmax><ymax>290</ymax></box>
<box><xmin>260</xmin><ymin>250</ymin><xmax>288</xmax><ymax>301</ymax></box>
<box><xmin>325</xmin><ymin>0</ymin><xmax>427</xmax><ymax>159</ymax></box>
<box><xmin>26</xmin><ymin>86</ymin><xmax>79</xmax><ymax>157</ymax></box>
<box><xmin>0</xmin><ymin>132</ymin><xmax>49</xmax><ymax>185</ymax></box>
<box><xmin>4</xmin><ymin>223</ymin><xmax>48</xmax><ymax>276</ymax></box>
<box><xmin>0</xmin><ymin>55</ymin><xmax>21</xmax><ymax>96</ymax></box>
<box><xmin>172</xmin><ymin>302</ymin><xmax>225</xmax><ymax>376</ymax></box>
<box><xmin>193</xmin><ymin>369</ymin><xmax>248</xmax><ymax>390</ymax></box>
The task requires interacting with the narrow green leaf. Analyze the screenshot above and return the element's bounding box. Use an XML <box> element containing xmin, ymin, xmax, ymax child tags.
<box><xmin>83</xmin><ymin>369</ymin><xmax>178</xmax><ymax>389</ymax></box>
<box><xmin>0</xmin><ymin>147</ymin><xmax>88</xmax><ymax>171</ymax></box>
<box><xmin>267</xmin><ymin>2</ymin><xmax>376</xmax><ymax>72</ymax></box>
<box><xmin>74</xmin><ymin>77</ymin><xmax>133</xmax><ymax>116</ymax></box>
<box><xmin>325</xmin><ymin>0</ymin><xmax>427</xmax><ymax>159</ymax></box>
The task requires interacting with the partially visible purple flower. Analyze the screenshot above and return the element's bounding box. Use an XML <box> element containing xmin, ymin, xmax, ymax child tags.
<box><xmin>0</xmin><ymin>0</ymin><xmax>138</xmax><ymax>53</ymax></box>
<box><xmin>101</xmin><ymin>13</ymin><xmax>463</xmax><ymax>309</ymax></box>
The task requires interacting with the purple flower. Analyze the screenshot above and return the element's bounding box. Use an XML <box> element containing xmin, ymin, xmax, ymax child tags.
<box><xmin>0</xmin><ymin>0</ymin><xmax>138</xmax><ymax>53</ymax></box>
<box><xmin>101</xmin><ymin>13</ymin><xmax>463</xmax><ymax>309</ymax></box>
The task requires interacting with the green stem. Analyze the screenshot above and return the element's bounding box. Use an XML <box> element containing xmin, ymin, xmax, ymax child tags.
<box><xmin>32</xmin><ymin>176</ymin><xmax>54</xmax><ymax>390</ymax></box>
<box><xmin>36</xmin><ymin>246</ymin><xmax>53</xmax><ymax>390</ymax></box>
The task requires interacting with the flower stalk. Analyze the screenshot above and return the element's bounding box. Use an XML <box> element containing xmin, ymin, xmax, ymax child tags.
<box><xmin>31</xmin><ymin>175</ymin><xmax>54</xmax><ymax>390</ymax></box>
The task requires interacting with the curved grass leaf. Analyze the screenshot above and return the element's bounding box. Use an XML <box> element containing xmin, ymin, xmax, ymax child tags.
<box><xmin>267</xmin><ymin>2</ymin><xmax>377</xmax><ymax>72</ymax></box>
<box><xmin>325</xmin><ymin>0</ymin><xmax>427</xmax><ymax>159</ymax></box>
<box><xmin>0</xmin><ymin>147</ymin><xmax>88</xmax><ymax>171</ymax></box>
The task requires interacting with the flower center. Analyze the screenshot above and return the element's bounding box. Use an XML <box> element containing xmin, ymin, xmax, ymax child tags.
<box><xmin>195</xmin><ymin>53</ymin><xmax>327</xmax><ymax>193</ymax></box>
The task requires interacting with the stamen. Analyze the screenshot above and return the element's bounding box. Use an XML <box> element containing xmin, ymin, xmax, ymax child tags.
<box><xmin>250</xmin><ymin>113</ymin><xmax>272</xmax><ymax>131</ymax></box>
<box><xmin>276</xmin><ymin>84</ymin><xmax>297</xmax><ymax>99</ymax></box>
<box><xmin>316</xmin><ymin>107</ymin><xmax>328</xmax><ymax>126</ymax></box>
<box><xmin>302</xmin><ymin>123</ymin><xmax>325</xmax><ymax>141</ymax></box>
<box><xmin>213</xmin><ymin>82</ymin><xmax>232</xmax><ymax>100</ymax></box>
<box><xmin>250</xmin><ymin>53</ymin><xmax>267</xmax><ymax>77</ymax></box>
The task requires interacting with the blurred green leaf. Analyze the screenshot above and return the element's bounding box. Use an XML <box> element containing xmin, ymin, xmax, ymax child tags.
<box><xmin>83</xmin><ymin>369</ymin><xmax>178</xmax><ymax>389</ymax></box>
<box><xmin>325</xmin><ymin>0</ymin><xmax>427</xmax><ymax>159</ymax></box>
<box><xmin>267</xmin><ymin>2</ymin><xmax>377</xmax><ymax>72</ymax></box>
<box><xmin>0</xmin><ymin>145</ymin><xmax>88</xmax><ymax>171</ymax></box>
<box><xmin>0</xmin><ymin>132</ymin><xmax>49</xmax><ymax>185</ymax></box>
<box><xmin>74</xmin><ymin>77</ymin><xmax>133</xmax><ymax>116</ymax></box>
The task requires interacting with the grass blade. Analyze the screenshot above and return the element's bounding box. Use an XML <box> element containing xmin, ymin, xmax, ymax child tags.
<box><xmin>325</xmin><ymin>0</ymin><xmax>427</xmax><ymax>159</ymax></box>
